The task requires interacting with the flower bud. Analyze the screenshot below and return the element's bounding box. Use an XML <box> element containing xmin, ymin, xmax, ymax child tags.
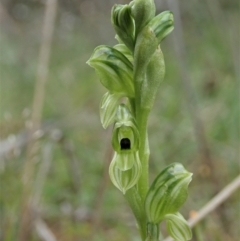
<box><xmin>112</xmin><ymin>104</ymin><xmax>139</xmax><ymax>152</ymax></box>
<box><xmin>165</xmin><ymin>213</ymin><xmax>192</xmax><ymax>241</ymax></box>
<box><xmin>111</xmin><ymin>4</ymin><xmax>135</xmax><ymax>51</ymax></box>
<box><xmin>130</xmin><ymin>0</ymin><xmax>156</xmax><ymax>35</ymax></box>
<box><xmin>109</xmin><ymin>151</ymin><xmax>142</xmax><ymax>194</ymax></box>
<box><xmin>87</xmin><ymin>45</ymin><xmax>134</xmax><ymax>97</ymax></box>
<box><xmin>100</xmin><ymin>92</ymin><xmax>123</xmax><ymax>129</ymax></box>
<box><xmin>145</xmin><ymin>163</ymin><xmax>192</xmax><ymax>224</ymax></box>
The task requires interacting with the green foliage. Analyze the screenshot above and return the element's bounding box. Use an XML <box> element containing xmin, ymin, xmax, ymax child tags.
<box><xmin>87</xmin><ymin>0</ymin><xmax>191</xmax><ymax>240</ymax></box>
<box><xmin>1</xmin><ymin>0</ymin><xmax>239</xmax><ymax>240</ymax></box>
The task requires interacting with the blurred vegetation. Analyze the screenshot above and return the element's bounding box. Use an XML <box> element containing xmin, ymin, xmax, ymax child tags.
<box><xmin>0</xmin><ymin>0</ymin><xmax>239</xmax><ymax>241</ymax></box>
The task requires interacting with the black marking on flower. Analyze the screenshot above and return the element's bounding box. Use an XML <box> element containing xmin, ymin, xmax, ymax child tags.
<box><xmin>120</xmin><ymin>138</ymin><xmax>131</xmax><ymax>150</ymax></box>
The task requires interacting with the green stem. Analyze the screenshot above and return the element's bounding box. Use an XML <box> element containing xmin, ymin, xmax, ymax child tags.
<box><xmin>125</xmin><ymin>187</ymin><xmax>147</xmax><ymax>240</ymax></box>
<box><xmin>146</xmin><ymin>223</ymin><xmax>159</xmax><ymax>241</ymax></box>
<box><xmin>133</xmin><ymin>51</ymin><xmax>151</xmax><ymax>201</ymax></box>
<box><xmin>129</xmin><ymin>97</ymin><xmax>136</xmax><ymax>116</ymax></box>
<box><xmin>137</xmin><ymin>108</ymin><xmax>150</xmax><ymax>201</ymax></box>
<box><xmin>194</xmin><ymin>224</ymin><xmax>204</xmax><ymax>241</ymax></box>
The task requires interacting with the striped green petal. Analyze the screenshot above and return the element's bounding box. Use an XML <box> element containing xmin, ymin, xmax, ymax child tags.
<box><xmin>87</xmin><ymin>45</ymin><xmax>134</xmax><ymax>97</ymax></box>
<box><xmin>111</xmin><ymin>4</ymin><xmax>135</xmax><ymax>51</ymax></box>
<box><xmin>145</xmin><ymin>163</ymin><xmax>192</xmax><ymax>224</ymax></box>
<box><xmin>165</xmin><ymin>212</ymin><xmax>192</xmax><ymax>241</ymax></box>
<box><xmin>100</xmin><ymin>92</ymin><xmax>122</xmax><ymax>129</ymax></box>
<box><xmin>109</xmin><ymin>151</ymin><xmax>142</xmax><ymax>194</ymax></box>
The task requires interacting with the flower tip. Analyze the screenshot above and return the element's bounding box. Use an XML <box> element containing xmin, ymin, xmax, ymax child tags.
<box><xmin>188</xmin><ymin>172</ymin><xmax>193</xmax><ymax>181</ymax></box>
<box><xmin>169</xmin><ymin>12</ymin><xmax>174</xmax><ymax>23</ymax></box>
<box><xmin>102</xmin><ymin>123</ymin><xmax>108</xmax><ymax>129</ymax></box>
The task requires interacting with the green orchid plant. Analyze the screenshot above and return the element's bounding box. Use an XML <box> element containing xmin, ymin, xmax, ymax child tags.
<box><xmin>87</xmin><ymin>0</ymin><xmax>192</xmax><ymax>240</ymax></box>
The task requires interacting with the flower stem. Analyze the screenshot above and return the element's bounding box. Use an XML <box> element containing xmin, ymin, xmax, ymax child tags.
<box><xmin>137</xmin><ymin>108</ymin><xmax>150</xmax><ymax>201</ymax></box>
<box><xmin>125</xmin><ymin>187</ymin><xmax>147</xmax><ymax>240</ymax></box>
<box><xmin>146</xmin><ymin>223</ymin><xmax>160</xmax><ymax>241</ymax></box>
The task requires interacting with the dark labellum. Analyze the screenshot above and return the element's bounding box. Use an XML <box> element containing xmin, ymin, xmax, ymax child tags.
<box><xmin>120</xmin><ymin>138</ymin><xmax>131</xmax><ymax>150</ymax></box>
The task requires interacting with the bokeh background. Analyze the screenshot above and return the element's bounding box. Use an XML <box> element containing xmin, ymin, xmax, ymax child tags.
<box><xmin>0</xmin><ymin>0</ymin><xmax>239</xmax><ymax>240</ymax></box>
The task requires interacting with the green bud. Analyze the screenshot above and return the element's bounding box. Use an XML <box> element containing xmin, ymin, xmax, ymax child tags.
<box><xmin>111</xmin><ymin>4</ymin><xmax>135</xmax><ymax>51</ymax></box>
<box><xmin>140</xmin><ymin>47</ymin><xmax>165</xmax><ymax>110</ymax></box>
<box><xmin>109</xmin><ymin>151</ymin><xmax>142</xmax><ymax>194</ymax></box>
<box><xmin>130</xmin><ymin>0</ymin><xmax>156</xmax><ymax>35</ymax></box>
<box><xmin>145</xmin><ymin>163</ymin><xmax>192</xmax><ymax>224</ymax></box>
<box><xmin>113</xmin><ymin>44</ymin><xmax>133</xmax><ymax>62</ymax></box>
<box><xmin>112</xmin><ymin>104</ymin><xmax>139</xmax><ymax>152</ymax></box>
<box><xmin>165</xmin><ymin>213</ymin><xmax>192</xmax><ymax>241</ymax></box>
<box><xmin>100</xmin><ymin>92</ymin><xmax>123</xmax><ymax>129</ymax></box>
<box><xmin>87</xmin><ymin>45</ymin><xmax>134</xmax><ymax>97</ymax></box>
<box><xmin>134</xmin><ymin>11</ymin><xmax>174</xmax><ymax>87</ymax></box>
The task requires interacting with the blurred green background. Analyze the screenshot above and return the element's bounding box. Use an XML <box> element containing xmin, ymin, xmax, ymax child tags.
<box><xmin>0</xmin><ymin>0</ymin><xmax>239</xmax><ymax>240</ymax></box>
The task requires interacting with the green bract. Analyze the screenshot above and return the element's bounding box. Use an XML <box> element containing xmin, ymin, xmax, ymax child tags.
<box><xmin>141</xmin><ymin>47</ymin><xmax>165</xmax><ymax>109</ymax></box>
<box><xmin>87</xmin><ymin>45</ymin><xmax>134</xmax><ymax>97</ymax></box>
<box><xmin>165</xmin><ymin>213</ymin><xmax>192</xmax><ymax>241</ymax></box>
<box><xmin>111</xmin><ymin>4</ymin><xmax>135</xmax><ymax>51</ymax></box>
<box><xmin>134</xmin><ymin>11</ymin><xmax>174</xmax><ymax>87</ymax></box>
<box><xmin>100</xmin><ymin>92</ymin><xmax>123</xmax><ymax>129</ymax></box>
<box><xmin>134</xmin><ymin>26</ymin><xmax>158</xmax><ymax>84</ymax></box>
<box><xmin>145</xmin><ymin>163</ymin><xmax>192</xmax><ymax>224</ymax></box>
<box><xmin>109</xmin><ymin>151</ymin><xmax>142</xmax><ymax>194</ymax></box>
<box><xmin>130</xmin><ymin>0</ymin><xmax>156</xmax><ymax>35</ymax></box>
